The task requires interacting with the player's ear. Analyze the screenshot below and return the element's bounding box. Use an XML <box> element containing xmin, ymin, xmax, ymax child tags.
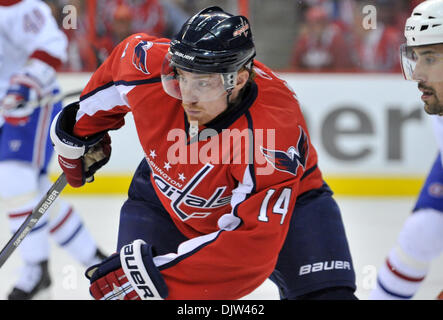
<box><xmin>236</xmin><ymin>69</ymin><xmax>249</xmax><ymax>90</ymax></box>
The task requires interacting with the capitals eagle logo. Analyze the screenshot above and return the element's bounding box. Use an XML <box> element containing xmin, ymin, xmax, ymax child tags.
<box><xmin>260</xmin><ymin>126</ymin><xmax>309</xmax><ymax>176</ymax></box>
<box><xmin>132</xmin><ymin>41</ymin><xmax>153</xmax><ymax>75</ymax></box>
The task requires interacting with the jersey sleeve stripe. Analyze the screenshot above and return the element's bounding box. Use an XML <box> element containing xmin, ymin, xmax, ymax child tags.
<box><xmin>29</xmin><ymin>50</ymin><xmax>63</xmax><ymax>69</ymax></box>
<box><xmin>228</xmin><ymin>165</ymin><xmax>255</xmax><ymax>230</ymax></box>
<box><xmin>77</xmin><ymin>84</ymin><xmax>132</xmax><ymax>121</ymax></box>
<box><xmin>245</xmin><ymin>111</ymin><xmax>257</xmax><ymax>194</ymax></box>
<box><xmin>300</xmin><ymin>163</ymin><xmax>318</xmax><ymax>181</ymax></box>
<box><xmin>0</xmin><ymin>1</ymin><xmax>22</xmax><ymax>6</ymax></box>
<box><xmin>154</xmin><ymin>230</ymin><xmax>223</xmax><ymax>270</ymax></box>
<box><xmin>80</xmin><ymin>78</ymin><xmax>161</xmax><ymax>101</ymax></box>
<box><xmin>114</xmin><ymin>78</ymin><xmax>162</xmax><ymax>87</ymax></box>
<box><xmin>80</xmin><ymin>81</ymin><xmax>114</xmax><ymax>101</ymax></box>
<box><xmin>231</xmin><ymin>165</ymin><xmax>255</xmax><ymax>212</ymax></box>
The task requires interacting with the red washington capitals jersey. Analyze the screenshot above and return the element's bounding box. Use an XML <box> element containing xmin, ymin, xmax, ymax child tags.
<box><xmin>74</xmin><ymin>33</ymin><xmax>324</xmax><ymax>299</ymax></box>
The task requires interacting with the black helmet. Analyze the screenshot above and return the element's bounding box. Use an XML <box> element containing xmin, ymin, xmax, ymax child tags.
<box><xmin>169</xmin><ymin>6</ymin><xmax>256</xmax><ymax>74</ymax></box>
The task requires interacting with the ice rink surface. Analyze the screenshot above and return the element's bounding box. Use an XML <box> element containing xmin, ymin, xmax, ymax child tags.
<box><xmin>0</xmin><ymin>195</ymin><xmax>442</xmax><ymax>300</ymax></box>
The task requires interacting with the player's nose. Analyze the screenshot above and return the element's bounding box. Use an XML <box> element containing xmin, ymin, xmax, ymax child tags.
<box><xmin>181</xmin><ymin>87</ymin><xmax>199</xmax><ymax>104</ymax></box>
<box><xmin>412</xmin><ymin>63</ymin><xmax>427</xmax><ymax>82</ymax></box>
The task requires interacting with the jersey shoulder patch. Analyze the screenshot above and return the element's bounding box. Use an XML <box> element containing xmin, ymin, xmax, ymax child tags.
<box><xmin>119</xmin><ymin>34</ymin><xmax>169</xmax><ymax>78</ymax></box>
<box><xmin>132</xmin><ymin>40</ymin><xmax>154</xmax><ymax>75</ymax></box>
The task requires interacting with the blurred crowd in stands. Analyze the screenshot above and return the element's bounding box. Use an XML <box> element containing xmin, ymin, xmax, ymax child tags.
<box><xmin>44</xmin><ymin>0</ymin><xmax>423</xmax><ymax>73</ymax></box>
<box><xmin>45</xmin><ymin>0</ymin><xmax>193</xmax><ymax>71</ymax></box>
<box><xmin>291</xmin><ymin>0</ymin><xmax>424</xmax><ymax>72</ymax></box>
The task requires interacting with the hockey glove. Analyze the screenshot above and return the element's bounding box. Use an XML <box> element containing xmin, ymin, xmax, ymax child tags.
<box><xmin>85</xmin><ymin>239</ymin><xmax>168</xmax><ymax>300</ymax></box>
<box><xmin>50</xmin><ymin>102</ymin><xmax>112</xmax><ymax>188</ymax></box>
<box><xmin>1</xmin><ymin>82</ymin><xmax>38</xmax><ymax>126</ymax></box>
<box><xmin>1</xmin><ymin>58</ymin><xmax>58</xmax><ymax>126</ymax></box>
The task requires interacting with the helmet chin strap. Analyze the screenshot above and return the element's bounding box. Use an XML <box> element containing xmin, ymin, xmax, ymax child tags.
<box><xmin>224</xmin><ymin>61</ymin><xmax>254</xmax><ymax>109</ymax></box>
<box><xmin>222</xmin><ymin>72</ymin><xmax>237</xmax><ymax>106</ymax></box>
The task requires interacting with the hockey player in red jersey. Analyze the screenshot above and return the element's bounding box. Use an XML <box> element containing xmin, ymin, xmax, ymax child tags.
<box><xmin>50</xmin><ymin>7</ymin><xmax>357</xmax><ymax>300</ymax></box>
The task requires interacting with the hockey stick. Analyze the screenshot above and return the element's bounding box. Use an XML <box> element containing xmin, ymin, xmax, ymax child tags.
<box><xmin>0</xmin><ymin>173</ymin><xmax>67</xmax><ymax>268</ymax></box>
<box><xmin>0</xmin><ymin>90</ymin><xmax>82</xmax><ymax>268</ymax></box>
<box><xmin>0</xmin><ymin>89</ymin><xmax>83</xmax><ymax>117</ymax></box>
<box><xmin>22</xmin><ymin>89</ymin><xmax>83</xmax><ymax>110</ymax></box>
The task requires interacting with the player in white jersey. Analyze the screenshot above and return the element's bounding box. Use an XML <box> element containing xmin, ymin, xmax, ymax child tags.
<box><xmin>370</xmin><ymin>0</ymin><xmax>443</xmax><ymax>300</ymax></box>
<box><xmin>0</xmin><ymin>0</ymin><xmax>105</xmax><ymax>299</ymax></box>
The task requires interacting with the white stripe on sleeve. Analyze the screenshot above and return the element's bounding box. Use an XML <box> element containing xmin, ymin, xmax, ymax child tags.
<box><xmin>77</xmin><ymin>84</ymin><xmax>135</xmax><ymax>121</ymax></box>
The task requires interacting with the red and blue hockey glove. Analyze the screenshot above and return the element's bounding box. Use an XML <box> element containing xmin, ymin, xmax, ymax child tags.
<box><xmin>2</xmin><ymin>58</ymin><xmax>58</xmax><ymax>126</ymax></box>
<box><xmin>1</xmin><ymin>82</ymin><xmax>38</xmax><ymax>126</ymax></box>
<box><xmin>85</xmin><ymin>239</ymin><xmax>168</xmax><ymax>300</ymax></box>
<box><xmin>50</xmin><ymin>102</ymin><xmax>112</xmax><ymax>187</ymax></box>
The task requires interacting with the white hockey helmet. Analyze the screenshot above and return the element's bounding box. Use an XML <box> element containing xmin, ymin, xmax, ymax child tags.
<box><xmin>401</xmin><ymin>0</ymin><xmax>443</xmax><ymax>81</ymax></box>
<box><xmin>405</xmin><ymin>0</ymin><xmax>443</xmax><ymax>46</ymax></box>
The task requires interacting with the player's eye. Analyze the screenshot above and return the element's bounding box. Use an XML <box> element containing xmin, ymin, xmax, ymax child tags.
<box><xmin>197</xmin><ymin>80</ymin><xmax>209</xmax><ymax>88</ymax></box>
<box><xmin>424</xmin><ymin>56</ymin><xmax>436</xmax><ymax>65</ymax></box>
<box><xmin>177</xmin><ymin>75</ymin><xmax>188</xmax><ymax>84</ymax></box>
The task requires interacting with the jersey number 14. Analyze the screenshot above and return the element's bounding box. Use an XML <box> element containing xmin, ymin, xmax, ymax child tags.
<box><xmin>258</xmin><ymin>188</ymin><xmax>292</xmax><ymax>224</ymax></box>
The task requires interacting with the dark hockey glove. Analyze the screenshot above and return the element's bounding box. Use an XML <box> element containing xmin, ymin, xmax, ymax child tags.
<box><xmin>50</xmin><ymin>102</ymin><xmax>111</xmax><ymax>187</ymax></box>
<box><xmin>85</xmin><ymin>239</ymin><xmax>168</xmax><ymax>300</ymax></box>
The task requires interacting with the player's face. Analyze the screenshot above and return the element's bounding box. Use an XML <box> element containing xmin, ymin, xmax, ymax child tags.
<box><xmin>178</xmin><ymin>69</ymin><xmax>249</xmax><ymax>125</ymax></box>
<box><xmin>412</xmin><ymin>45</ymin><xmax>443</xmax><ymax>115</ymax></box>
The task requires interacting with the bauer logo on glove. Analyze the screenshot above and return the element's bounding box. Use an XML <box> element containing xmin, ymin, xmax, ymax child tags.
<box><xmin>85</xmin><ymin>239</ymin><xmax>168</xmax><ymax>300</ymax></box>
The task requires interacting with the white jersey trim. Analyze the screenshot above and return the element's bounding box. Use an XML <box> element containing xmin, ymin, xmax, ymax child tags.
<box><xmin>77</xmin><ymin>84</ymin><xmax>134</xmax><ymax>122</ymax></box>
<box><xmin>152</xmin><ymin>165</ymin><xmax>255</xmax><ymax>268</ymax></box>
<box><xmin>153</xmin><ymin>230</ymin><xmax>221</xmax><ymax>268</ymax></box>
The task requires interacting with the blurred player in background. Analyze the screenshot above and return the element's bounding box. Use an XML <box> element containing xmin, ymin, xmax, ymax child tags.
<box><xmin>370</xmin><ymin>0</ymin><xmax>443</xmax><ymax>300</ymax></box>
<box><xmin>0</xmin><ymin>0</ymin><xmax>105</xmax><ymax>300</ymax></box>
<box><xmin>50</xmin><ymin>6</ymin><xmax>357</xmax><ymax>300</ymax></box>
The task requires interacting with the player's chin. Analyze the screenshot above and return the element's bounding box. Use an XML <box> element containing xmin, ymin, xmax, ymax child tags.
<box><xmin>185</xmin><ymin>112</ymin><xmax>206</xmax><ymax>124</ymax></box>
<box><xmin>185</xmin><ymin>109</ymin><xmax>202</xmax><ymax>119</ymax></box>
<box><xmin>424</xmin><ymin>102</ymin><xmax>443</xmax><ymax>115</ymax></box>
